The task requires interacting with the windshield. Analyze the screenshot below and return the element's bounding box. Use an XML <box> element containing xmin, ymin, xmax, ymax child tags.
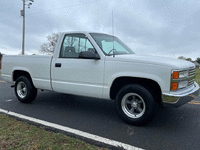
<box><xmin>90</xmin><ymin>33</ymin><xmax>134</xmax><ymax>56</ymax></box>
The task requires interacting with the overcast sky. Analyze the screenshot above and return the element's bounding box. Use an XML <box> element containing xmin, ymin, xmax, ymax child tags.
<box><xmin>0</xmin><ymin>0</ymin><xmax>199</xmax><ymax>60</ymax></box>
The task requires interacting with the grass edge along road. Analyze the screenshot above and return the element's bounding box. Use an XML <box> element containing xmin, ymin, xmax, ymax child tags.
<box><xmin>0</xmin><ymin>113</ymin><xmax>110</xmax><ymax>150</ymax></box>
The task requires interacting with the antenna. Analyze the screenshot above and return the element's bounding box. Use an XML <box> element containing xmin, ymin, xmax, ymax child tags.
<box><xmin>112</xmin><ymin>9</ymin><xmax>115</xmax><ymax>57</ymax></box>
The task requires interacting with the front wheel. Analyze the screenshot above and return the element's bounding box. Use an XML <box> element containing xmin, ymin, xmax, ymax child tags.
<box><xmin>115</xmin><ymin>84</ymin><xmax>156</xmax><ymax>126</ymax></box>
<box><xmin>15</xmin><ymin>76</ymin><xmax>37</xmax><ymax>103</ymax></box>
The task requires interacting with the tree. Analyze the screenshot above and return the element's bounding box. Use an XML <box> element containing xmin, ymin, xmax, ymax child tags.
<box><xmin>186</xmin><ymin>58</ymin><xmax>192</xmax><ymax>61</ymax></box>
<box><xmin>40</xmin><ymin>33</ymin><xmax>60</xmax><ymax>54</ymax></box>
<box><xmin>196</xmin><ymin>58</ymin><xmax>200</xmax><ymax>64</ymax></box>
<box><xmin>0</xmin><ymin>52</ymin><xmax>2</xmax><ymax>60</ymax></box>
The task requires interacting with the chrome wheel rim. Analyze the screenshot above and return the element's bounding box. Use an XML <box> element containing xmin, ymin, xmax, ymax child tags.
<box><xmin>121</xmin><ymin>93</ymin><xmax>146</xmax><ymax>118</ymax></box>
<box><xmin>17</xmin><ymin>81</ymin><xmax>27</xmax><ymax>98</ymax></box>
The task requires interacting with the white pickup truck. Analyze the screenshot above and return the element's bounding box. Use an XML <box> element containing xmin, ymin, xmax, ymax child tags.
<box><xmin>1</xmin><ymin>31</ymin><xmax>199</xmax><ymax>125</ymax></box>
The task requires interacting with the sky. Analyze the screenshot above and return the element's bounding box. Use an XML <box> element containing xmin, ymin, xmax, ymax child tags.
<box><xmin>0</xmin><ymin>0</ymin><xmax>200</xmax><ymax>60</ymax></box>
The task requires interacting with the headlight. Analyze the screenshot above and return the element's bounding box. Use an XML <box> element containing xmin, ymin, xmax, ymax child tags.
<box><xmin>178</xmin><ymin>80</ymin><xmax>188</xmax><ymax>89</ymax></box>
<box><xmin>179</xmin><ymin>70</ymin><xmax>189</xmax><ymax>79</ymax></box>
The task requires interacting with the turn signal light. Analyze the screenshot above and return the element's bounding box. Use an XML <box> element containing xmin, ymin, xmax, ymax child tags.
<box><xmin>172</xmin><ymin>82</ymin><xmax>178</xmax><ymax>90</ymax></box>
<box><xmin>173</xmin><ymin>71</ymin><xmax>179</xmax><ymax>79</ymax></box>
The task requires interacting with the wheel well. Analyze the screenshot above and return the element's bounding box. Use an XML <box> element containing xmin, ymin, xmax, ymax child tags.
<box><xmin>110</xmin><ymin>77</ymin><xmax>162</xmax><ymax>106</ymax></box>
<box><xmin>13</xmin><ymin>70</ymin><xmax>33</xmax><ymax>83</ymax></box>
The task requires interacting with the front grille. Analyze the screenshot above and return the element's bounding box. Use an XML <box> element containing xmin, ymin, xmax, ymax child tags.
<box><xmin>189</xmin><ymin>68</ymin><xmax>196</xmax><ymax>78</ymax></box>
<box><xmin>188</xmin><ymin>79</ymin><xmax>195</xmax><ymax>87</ymax></box>
<box><xmin>188</xmin><ymin>68</ymin><xmax>195</xmax><ymax>87</ymax></box>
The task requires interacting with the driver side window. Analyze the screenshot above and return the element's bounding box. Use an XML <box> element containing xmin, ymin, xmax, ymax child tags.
<box><xmin>60</xmin><ymin>34</ymin><xmax>96</xmax><ymax>58</ymax></box>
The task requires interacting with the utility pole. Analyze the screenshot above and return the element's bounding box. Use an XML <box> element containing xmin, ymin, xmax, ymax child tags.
<box><xmin>21</xmin><ymin>0</ymin><xmax>34</xmax><ymax>55</ymax></box>
<box><xmin>22</xmin><ymin>0</ymin><xmax>25</xmax><ymax>55</ymax></box>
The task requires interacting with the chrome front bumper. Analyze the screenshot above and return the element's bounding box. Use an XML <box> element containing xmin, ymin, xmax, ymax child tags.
<box><xmin>163</xmin><ymin>82</ymin><xmax>199</xmax><ymax>108</ymax></box>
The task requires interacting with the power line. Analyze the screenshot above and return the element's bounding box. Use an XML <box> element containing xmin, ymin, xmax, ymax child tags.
<box><xmin>26</xmin><ymin>0</ymin><xmax>100</xmax><ymax>15</ymax></box>
<box><xmin>0</xmin><ymin>0</ymin><xmax>100</xmax><ymax>22</ymax></box>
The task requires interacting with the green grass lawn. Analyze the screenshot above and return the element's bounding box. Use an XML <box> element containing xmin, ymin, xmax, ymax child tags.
<box><xmin>195</xmin><ymin>68</ymin><xmax>200</xmax><ymax>86</ymax></box>
<box><xmin>0</xmin><ymin>114</ymin><xmax>109</xmax><ymax>150</ymax></box>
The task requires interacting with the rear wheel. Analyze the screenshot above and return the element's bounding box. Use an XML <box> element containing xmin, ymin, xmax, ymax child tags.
<box><xmin>15</xmin><ymin>76</ymin><xmax>37</xmax><ymax>103</ymax></box>
<box><xmin>115</xmin><ymin>84</ymin><xmax>156</xmax><ymax>125</ymax></box>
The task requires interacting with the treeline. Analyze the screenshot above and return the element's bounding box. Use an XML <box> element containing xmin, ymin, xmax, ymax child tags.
<box><xmin>178</xmin><ymin>56</ymin><xmax>200</xmax><ymax>63</ymax></box>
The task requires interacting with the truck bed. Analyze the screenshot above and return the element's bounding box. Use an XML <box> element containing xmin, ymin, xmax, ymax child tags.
<box><xmin>1</xmin><ymin>55</ymin><xmax>53</xmax><ymax>90</ymax></box>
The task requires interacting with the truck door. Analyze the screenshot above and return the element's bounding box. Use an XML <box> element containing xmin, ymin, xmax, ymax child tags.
<box><xmin>51</xmin><ymin>33</ymin><xmax>104</xmax><ymax>98</ymax></box>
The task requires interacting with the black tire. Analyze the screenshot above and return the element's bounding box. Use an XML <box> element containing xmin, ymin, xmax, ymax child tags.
<box><xmin>115</xmin><ymin>84</ymin><xmax>156</xmax><ymax>126</ymax></box>
<box><xmin>15</xmin><ymin>76</ymin><xmax>37</xmax><ymax>103</ymax></box>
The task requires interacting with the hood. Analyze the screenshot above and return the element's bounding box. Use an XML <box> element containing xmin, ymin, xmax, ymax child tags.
<box><xmin>106</xmin><ymin>54</ymin><xmax>195</xmax><ymax>69</ymax></box>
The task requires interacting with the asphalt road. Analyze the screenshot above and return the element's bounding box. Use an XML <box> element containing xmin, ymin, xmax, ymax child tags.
<box><xmin>0</xmin><ymin>76</ymin><xmax>200</xmax><ymax>150</ymax></box>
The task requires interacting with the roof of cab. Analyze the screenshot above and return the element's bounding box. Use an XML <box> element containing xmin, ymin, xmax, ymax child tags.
<box><xmin>61</xmin><ymin>31</ymin><xmax>111</xmax><ymax>35</ymax></box>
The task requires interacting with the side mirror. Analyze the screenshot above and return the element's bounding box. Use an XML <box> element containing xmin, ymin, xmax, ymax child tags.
<box><xmin>79</xmin><ymin>51</ymin><xmax>100</xmax><ymax>60</ymax></box>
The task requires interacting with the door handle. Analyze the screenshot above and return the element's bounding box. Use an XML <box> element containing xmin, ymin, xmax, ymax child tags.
<box><xmin>55</xmin><ymin>63</ymin><xmax>61</xmax><ymax>67</ymax></box>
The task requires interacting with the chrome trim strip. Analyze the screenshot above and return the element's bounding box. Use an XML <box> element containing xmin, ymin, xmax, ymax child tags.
<box><xmin>32</xmin><ymin>78</ymin><xmax>50</xmax><ymax>82</ymax></box>
<box><xmin>52</xmin><ymin>80</ymin><xmax>103</xmax><ymax>88</ymax></box>
<box><xmin>172</xmin><ymin>76</ymin><xmax>195</xmax><ymax>82</ymax></box>
<box><xmin>1</xmin><ymin>74</ymin><xmax>11</xmax><ymax>77</ymax></box>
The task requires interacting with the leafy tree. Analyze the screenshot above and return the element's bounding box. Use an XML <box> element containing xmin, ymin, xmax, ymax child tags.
<box><xmin>186</xmin><ymin>58</ymin><xmax>192</xmax><ymax>61</ymax></box>
<box><xmin>40</xmin><ymin>33</ymin><xmax>60</xmax><ymax>54</ymax></box>
<box><xmin>197</xmin><ymin>58</ymin><xmax>200</xmax><ymax>64</ymax></box>
<box><xmin>0</xmin><ymin>52</ymin><xmax>2</xmax><ymax>60</ymax></box>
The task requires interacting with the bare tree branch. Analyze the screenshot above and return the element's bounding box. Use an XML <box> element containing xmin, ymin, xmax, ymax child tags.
<box><xmin>40</xmin><ymin>33</ymin><xmax>60</xmax><ymax>55</ymax></box>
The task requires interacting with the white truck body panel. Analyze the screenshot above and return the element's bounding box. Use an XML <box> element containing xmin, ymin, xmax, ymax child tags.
<box><xmin>51</xmin><ymin>58</ymin><xmax>104</xmax><ymax>98</ymax></box>
<box><xmin>103</xmin><ymin>56</ymin><xmax>171</xmax><ymax>99</ymax></box>
<box><xmin>2</xmin><ymin>55</ymin><xmax>53</xmax><ymax>91</ymax></box>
